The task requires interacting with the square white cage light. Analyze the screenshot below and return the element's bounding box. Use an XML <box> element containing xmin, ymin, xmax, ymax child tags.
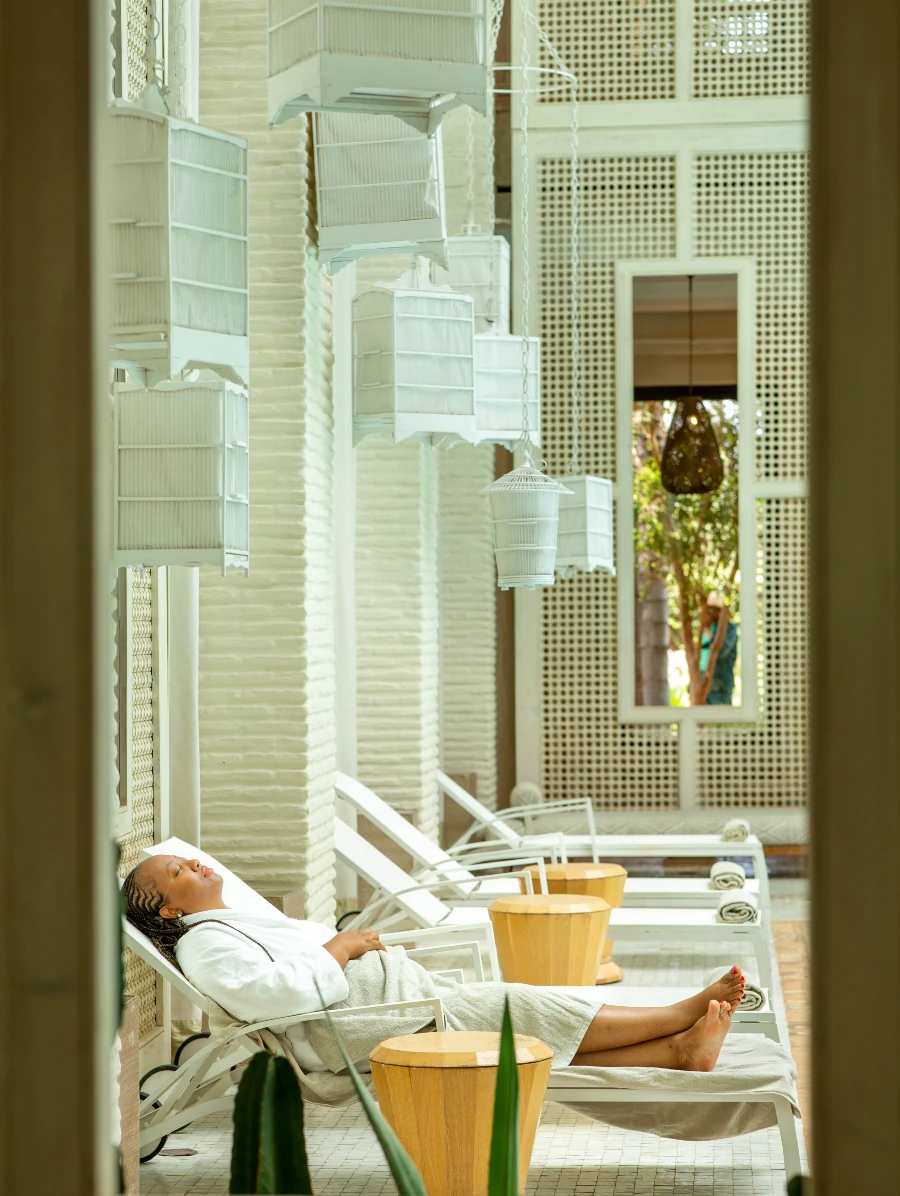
<box><xmin>473</xmin><ymin>332</ymin><xmax>540</xmax><ymax>449</ymax></box>
<box><xmin>268</xmin><ymin>0</ymin><xmax>490</xmax><ymax>133</ymax></box>
<box><xmin>432</xmin><ymin>233</ymin><xmax>510</xmax><ymax>332</ymax></box>
<box><xmin>114</xmin><ymin>377</ymin><xmax>250</xmax><ymax>575</ymax></box>
<box><xmin>353</xmin><ymin>270</ymin><xmax>477</xmax><ymax>445</ymax></box>
<box><xmin>314</xmin><ymin>113</ymin><xmax>447</xmax><ymax>273</ymax></box>
<box><xmin>110</xmin><ymin>108</ymin><xmax>249</xmax><ymax>387</ymax></box>
<box><xmin>555</xmin><ymin>475</ymin><xmax>615</xmax><ymax>578</ymax></box>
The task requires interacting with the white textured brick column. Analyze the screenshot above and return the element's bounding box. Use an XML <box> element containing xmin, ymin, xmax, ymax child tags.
<box><xmin>196</xmin><ymin>0</ymin><xmax>337</xmax><ymax>922</ymax></box>
<box><xmin>355</xmin><ymin>438</ymin><xmax>441</xmax><ymax>840</ymax></box>
<box><xmin>438</xmin><ymin>446</ymin><xmax>499</xmax><ymax>809</ymax></box>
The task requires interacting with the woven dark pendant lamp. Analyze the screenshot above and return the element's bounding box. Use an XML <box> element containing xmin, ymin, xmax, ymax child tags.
<box><xmin>660</xmin><ymin>276</ymin><xmax>724</xmax><ymax>496</ymax></box>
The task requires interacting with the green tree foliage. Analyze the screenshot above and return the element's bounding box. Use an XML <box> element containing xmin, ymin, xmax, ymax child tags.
<box><xmin>633</xmin><ymin>399</ymin><xmax>740</xmax><ymax>705</ymax></box>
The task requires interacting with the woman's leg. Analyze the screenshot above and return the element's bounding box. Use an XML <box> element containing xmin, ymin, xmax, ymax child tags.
<box><xmin>577</xmin><ymin>967</ymin><xmax>744</xmax><ymax>1054</ymax></box>
<box><xmin>573</xmin><ymin>1000</ymin><xmax>734</xmax><ymax>1072</ymax></box>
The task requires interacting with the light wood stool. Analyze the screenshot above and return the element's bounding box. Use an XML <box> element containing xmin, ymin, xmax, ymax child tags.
<box><xmin>521</xmin><ymin>863</ymin><xmax>628</xmax><ymax>984</ymax></box>
<box><xmin>370</xmin><ymin>1031</ymin><xmax>552</xmax><ymax>1196</ymax></box>
<box><xmin>488</xmin><ymin>892</ymin><xmax>611</xmax><ymax>985</ymax></box>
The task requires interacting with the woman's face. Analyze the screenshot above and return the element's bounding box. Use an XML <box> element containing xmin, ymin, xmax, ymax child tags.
<box><xmin>139</xmin><ymin>855</ymin><xmax>225</xmax><ymax>919</ymax></box>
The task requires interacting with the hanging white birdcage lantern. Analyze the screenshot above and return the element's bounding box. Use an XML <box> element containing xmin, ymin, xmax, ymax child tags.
<box><xmin>432</xmin><ymin>233</ymin><xmax>510</xmax><ymax>332</ymax></box>
<box><xmin>114</xmin><ymin>377</ymin><xmax>250</xmax><ymax>575</ymax></box>
<box><xmin>353</xmin><ymin>270</ymin><xmax>477</xmax><ymax>445</ymax></box>
<box><xmin>109</xmin><ymin>107</ymin><xmax>250</xmax><ymax>387</ymax></box>
<box><xmin>474</xmin><ymin>331</ymin><xmax>541</xmax><ymax>448</ymax></box>
<box><xmin>480</xmin><ymin>3</ymin><xmax>567</xmax><ymax>591</ymax></box>
<box><xmin>527</xmin><ymin>22</ymin><xmax>614</xmax><ymax>581</ymax></box>
<box><xmin>314</xmin><ymin>113</ymin><xmax>447</xmax><ymax>274</ymax></box>
<box><xmin>483</xmin><ymin>456</ymin><xmax>572</xmax><ymax>590</ymax></box>
<box><xmin>268</xmin><ymin>0</ymin><xmax>490</xmax><ymax>134</ymax></box>
<box><xmin>555</xmin><ymin>476</ymin><xmax>615</xmax><ymax>578</ymax></box>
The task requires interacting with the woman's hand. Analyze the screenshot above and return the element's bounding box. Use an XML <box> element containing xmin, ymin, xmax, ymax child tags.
<box><xmin>322</xmin><ymin>929</ymin><xmax>387</xmax><ymax>970</ymax></box>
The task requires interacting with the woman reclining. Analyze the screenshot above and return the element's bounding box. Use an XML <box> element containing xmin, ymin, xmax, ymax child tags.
<box><xmin>124</xmin><ymin>853</ymin><xmax>747</xmax><ymax>1074</ymax></box>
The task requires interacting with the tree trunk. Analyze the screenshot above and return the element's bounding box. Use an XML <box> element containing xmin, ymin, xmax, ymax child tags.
<box><xmin>636</xmin><ymin>565</ymin><xmax>669</xmax><ymax>705</ymax></box>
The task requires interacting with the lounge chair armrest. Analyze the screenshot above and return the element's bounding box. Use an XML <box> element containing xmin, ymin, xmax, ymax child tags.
<box><xmin>236</xmin><ymin>996</ymin><xmax>447</xmax><ymax>1038</ymax></box>
<box><xmin>404</xmin><ymin>940</ymin><xmax>485</xmax><ymax>982</ymax></box>
<box><xmin>411</xmin><ymin>855</ymin><xmax>551</xmax><ymax>892</ymax></box>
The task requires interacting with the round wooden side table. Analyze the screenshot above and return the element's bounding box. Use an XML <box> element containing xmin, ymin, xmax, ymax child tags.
<box><xmin>370</xmin><ymin>1031</ymin><xmax>553</xmax><ymax>1196</ymax></box>
<box><xmin>487</xmin><ymin>892</ymin><xmax>611</xmax><ymax>985</ymax></box>
<box><xmin>521</xmin><ymin>863</ymin><xmax>628</xmax><ymax>984</ymax></box>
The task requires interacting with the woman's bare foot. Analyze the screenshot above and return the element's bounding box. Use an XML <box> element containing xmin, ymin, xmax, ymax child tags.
<box><xmin>672</xmin><ymin>966</ymin><xmax>743</xmax><ymax>1028</ymax></box>
<box><xmin>672</xmin><ymin>1000</ymin><xmax>733</xmax><ymax>1072</ymax></box>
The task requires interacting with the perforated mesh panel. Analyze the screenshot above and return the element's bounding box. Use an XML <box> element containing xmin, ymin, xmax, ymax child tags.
<box><xmin>117</xmin><ymin>569</ymin><xmax>158</xmax><ymax>1037</ymax></box>
<box><xmin>693</xmin><ymin>152</ymin><xmax>808</xmax><ymax>479</ymax></box>
<box><xmin>693</xmin><ymin>0</ymin><xmax>809</xmax><ymax>98</ymax></box>
<box><xmin>125</xmin><ymin>0</ymin><xmax>150</xmax><ymax>101</ymax></box>
<box><xmin>697</xmin><ymin>499</ymin><xmax>808</xmax><ymax>807</ymax></box>
<box><xmin>537</xmin><ymin>0</ymin><xmax>675</xmax><ymax>103</ymax></box>
<box><xmin>540</xmin><ymin>156</ymin><xmax>680</xmax><ymax>808</ymax></box>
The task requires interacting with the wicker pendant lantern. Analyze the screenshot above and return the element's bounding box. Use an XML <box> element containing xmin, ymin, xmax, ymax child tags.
<box><xmin>660</xmin><ymin>276</ymin><xmax>725</xmax><ymax>496</ymax></box>
<box><xmin>268</xmin><ymin>0</ymin><xmax>490</xmax><ymax>134</ymax></box>
<box><xmin>548</xmin><ymin>55</ymin><xmax>615</xmax><ymax>579</ymax></box>
<box><xmin>314</xmin><ymin>113</ymin><xmax>448</xmax><ymax>274</ymax></box>
<box><xmin>109</xmin><ymin>104</ymin><xmax>249</xmax><ymax>388</ymax></box>
<box><xmin>353</xmin><ymin>268</ymin><xmax>477</xmax><ymax>445</ymax></box>
<box><xmin>114</xmin><ymin>377</ymin><xmax>250</xmax><ymax>575</ymax></box>
<box><xmin>482</xmin><ymin>18</ymin><xmax>568</xmax><ymax>591</ymax></box>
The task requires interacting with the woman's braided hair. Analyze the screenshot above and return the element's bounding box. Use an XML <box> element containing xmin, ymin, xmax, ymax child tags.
<box><xmin>123</xmin><ymin>861</ymin><xmax>188</xmax><ymax>969</ymax></box>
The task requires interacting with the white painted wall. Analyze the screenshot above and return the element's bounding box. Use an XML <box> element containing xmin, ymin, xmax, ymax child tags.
<box><xmin>355</xmin><ymin>436</ymin><xmax>441</xmax><ymax>839</ymax></box>
<box><xmin>196</xmin><ymin>0</ymin><xmax>337</xmax><ymax>921</ymax></box>
<box><xmin>437</xmin><ymin>444</ymin><xmax>499</xmax><ymax>809</ymax></box>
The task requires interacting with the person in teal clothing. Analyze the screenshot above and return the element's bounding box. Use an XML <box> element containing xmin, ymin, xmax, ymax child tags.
<box><xmin>700</xmin><ymin>592</ymin><xmax>738</xmax><ymax>705</ymax></box>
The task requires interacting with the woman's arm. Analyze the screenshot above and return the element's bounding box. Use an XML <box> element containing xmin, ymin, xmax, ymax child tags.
<box><xmin>178</xmin><ymin>925</ymin><xmax>351</xmax><ymax>1023</ymax></box>
<box><xmin>322</xmin><ymin>928</ymin><xmax>386</xmax><ymax>969</ymax></box>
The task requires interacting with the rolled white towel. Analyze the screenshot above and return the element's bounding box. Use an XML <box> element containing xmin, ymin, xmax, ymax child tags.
<box><xmin>510</xmin><ymin>782</ymin><xmax>543</xmax><ymax>807</ymax></box>
<box><xmin>703</xmin><ymin>965</ymin><xmax>766</xmax><ymax>1012</ymax></box>
<box><xmin>716</xmin><ymin>890</ymin><xmax>759</xmax><ymax>924</ymax></box>
<box><xmin>722</xmin><ymin>817</ymin><xmax>751</xmax><ymax>842</ymax></box>
<box><xmin>709</xmin><ymin>860</ymin><xmax>747</xmax><ymax>890</ymax></box>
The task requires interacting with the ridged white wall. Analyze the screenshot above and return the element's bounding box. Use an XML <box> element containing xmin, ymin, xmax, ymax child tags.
<box><xmin>435</xmin><ymin>110</ymin><xmax>501</xmax><ymax>810</ymax></box>
<box><xmin>438</xmin><ymin>445</ymin><xmax>499</xmax><ymax>808</ymax></box>
<box><xmin>197</xmin><ymin>0</ymin><xmax>337</xmax><ymax>921</ymax></box>
<box><xmin>355</xmin><ymin>437</ymin><xmax>441</xmax><ymax>839</ymax></box>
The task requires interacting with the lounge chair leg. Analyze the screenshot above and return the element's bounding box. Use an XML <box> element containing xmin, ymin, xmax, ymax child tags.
<box><xmin>752</xmin><ymin>927</ymin><xmax>773</xmax><ymax>989</ymax></box>
<box><xmin>774</xmin><ymin>1096</ymin><xmax>802</xmax><ymax>1179</ymax></box>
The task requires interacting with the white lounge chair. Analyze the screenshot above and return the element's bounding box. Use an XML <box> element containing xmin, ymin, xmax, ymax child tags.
<box><xmin>129</xmin><ymin>837</ymin><xmax>496</xmax><ymax>1160</ymax></box>
<box><xmin>336</xmin><ymin>771</ymin><xmax>563</xmax><ymax>905</ymax></box>
<box><xmin>339</xmin><ymin>772</ymin><xmax>765</xmax><ymax>912</ymax></box>
<box><xmin>334</xmin><ymin>820</ymin><xmax>775</xmax><ymax>989</ymax></box>
<box><xmin>439</xmin><ymin>771</ymin><xmax>773</xmax><ymax>909</ymax></box>
<box><xmin>130</xmin><ymin>840</ymin><xmax>799</xmax><ymax>1175</ymax></box>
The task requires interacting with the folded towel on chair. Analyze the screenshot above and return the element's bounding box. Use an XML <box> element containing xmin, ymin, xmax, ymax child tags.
<box><xmin>716</xmin><ymin>890</ymin><xmax>759</xmax><ymax>923</ymax></box>
<box><xmin>703</xmin><ymin>966</ymin><xmax>765</xmax><ymax>1011</ymax></box>
<box><xmin>722</xmin><ymin>818</ymin><xmax>751</xmax><ymax>842</ymax></box>
<box><xmin>709</xmin><ymin>860</ymin><xmax>747</xmax><ymax>890</ymax></box>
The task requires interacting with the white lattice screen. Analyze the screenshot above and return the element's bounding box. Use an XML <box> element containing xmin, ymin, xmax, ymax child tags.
<box><xmin>693</xmin><ymin>152</ymin><xmax>809</xmax><ymax>480</ymax></box>
<box><xmin>540</xmin><ymin>155</ymin><xmax>681</xmax><ymax>808</ymax></box>
<box><xmin>125</xmin><ymin>0</ymin><xmax>151</xmax><ymax>100</ymax></box>
<box><xmin>537</xmin><ymin>148</ymin><xmax>808</xmax><ymax>812</ymax></box>
<box><xmin>117</xmin><ymin>568</ymin><xmax>158</xmax><ymax>1036</ymax></box>
<box><xmin>537</xmin><ymin>0</ymin><xmax>675</xmax><ymax>102</ymax></box>
<box><xmin>693</xmin><ymin>0</ymin><xmax>809</xmax><ymax>98</ymax></box>
<box><xmin>697</xmin><ymin>498</ymin><xmax>808</xmax><ymax>808</ymax></box>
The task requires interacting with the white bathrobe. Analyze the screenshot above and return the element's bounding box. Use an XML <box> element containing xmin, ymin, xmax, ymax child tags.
<box><xmin>176</xmin><ymin>907</ymin><xmax>348</xmax><ymax>1069</ymax></box>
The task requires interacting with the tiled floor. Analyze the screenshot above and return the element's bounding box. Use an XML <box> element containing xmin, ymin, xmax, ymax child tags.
<box><xmin>140</xmin><ymin>882</ymin><xmax>809</xmax><ymax>1195</ymax></box>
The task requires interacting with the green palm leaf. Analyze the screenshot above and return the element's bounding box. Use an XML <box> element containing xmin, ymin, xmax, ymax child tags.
<box><xmin>487</xmin><ymin>997</ymin><xmax>519</xmax><ymax>1196</ymax></box>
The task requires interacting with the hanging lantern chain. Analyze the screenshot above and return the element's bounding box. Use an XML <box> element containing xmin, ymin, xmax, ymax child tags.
<box><xmin>522</xmin><ymin>15</ymin><xmax>581</xmax><ymax>473</ymax></box>
<box><xmin>518</xmin><ymin>0</ymin><xmax>533</xmax><ymax>452</ymax></box>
